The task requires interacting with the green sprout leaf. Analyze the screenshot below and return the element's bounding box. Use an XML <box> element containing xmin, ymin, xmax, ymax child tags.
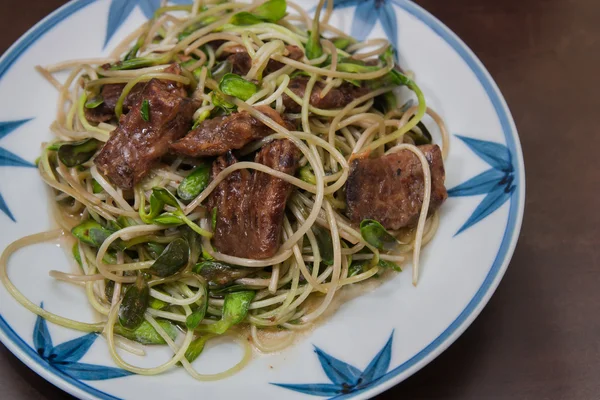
<box><xmin>141</xmin><ymin>99</ymin><xmax>151</xmax><ymax>122</ymax></box>
<box><xmin>231</xmin><ymin>0</ymin><xmax>287</xmax><ymax>25</ymax></box>
<box><xmin>84</xmin><ymin>95</ymin><xmax>104</xmax><ymax>109</ymax></box>
<box><xmin>219</xmin><ymin>73</ymin><xmax>258</xmax><ymax>101</ymax></box>
<box><xmin>177</xmin><ymin>164</ymin><xmax>210</xmax><ymax>202</ymax></box>
<box><xmin>198</xmin><ymin>291</ymin><xmax>255</xmax><ymax>335</ymax></box>
<box><xmin>57</xmin><ymin>138</ymin><xmax>100</xmax><ymax>167</ymax></box>
<box><xmin>312</xmin><ymin>226</ymin><xmax>333</xmax><ymax>266</ymax></box>
<box><xmin>118</xmin><ymin>275</ymin><xmax>150</xmax><ymax>330</ymax></box>
<box><xmin>359</xmin><ymin>219</ymin><xmax>399</xmax><ymax>251</ymax></box>
<box><xmin>114</xmin><ymin>319</ymin><xmax>178</xmax><ymax>345</ymax></box>
<box><xmin>148</xmin><ymin>238</ymin><xmax>190</xmax><ymax>277</ymax></box>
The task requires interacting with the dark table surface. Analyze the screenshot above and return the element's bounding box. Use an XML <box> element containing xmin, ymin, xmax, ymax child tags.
<box><xmin>1</xmin><ymin>0</ymin><xmax>598</xmax><ymax>399</ymax></box>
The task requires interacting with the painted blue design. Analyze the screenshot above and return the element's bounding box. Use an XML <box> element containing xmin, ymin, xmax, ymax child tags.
<box><xmin>448</xmin><ymin>135</ymin><xmax>516</xmax><ymax>235</ymax></box>
<box><xmin>33</xmin><ymin>304</ymin><xmax>132</xmax><ymax>381</ymax></box>
<box><xmin>272</xmin><ymin>331</ymin><xmax>393</xmax><ymax>397</ymax></box>
<box><xmin>104</xmin><ymin>0</ymin><xmax>190</xmax><ymax>48</ymax></box>
<box><xmin>0</xmin><ymin>1</ymin><xmax>523</xmax><ymax>399</ymax></box>
<box><xmin>331</xmin><ymin>0</ymin><xmax>400</xmax><ymax>55</ymax></box>
<box><xmin>0</xmin><ymin>119</ymin><xmax>35</xmax><ymax>222</ymax></box>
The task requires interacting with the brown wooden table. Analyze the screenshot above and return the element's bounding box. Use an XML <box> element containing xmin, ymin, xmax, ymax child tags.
<box><xmin>1</xmin><ymin>0</ymin><xmax>598</xmax><ymax>399</ymax></box>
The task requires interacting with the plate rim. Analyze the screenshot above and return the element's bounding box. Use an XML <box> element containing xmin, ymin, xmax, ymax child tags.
<box><xmin>0</xmin><ymin>1</ymin><xmax>525</xmax><ymax>399</ymax></box>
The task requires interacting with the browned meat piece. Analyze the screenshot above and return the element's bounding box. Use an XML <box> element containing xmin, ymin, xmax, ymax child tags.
<box><xmin>94</xmin><ymin>78</ymin><xmax>199</xmax><ymax>189</ymax></box>
<box><xmin>84</xmin><ymin>83</ymin><xmax>143</xmax><ymax>123</ymax></box>
<box><xmin>282</xmin><ymin>77</ymin><xmax>370</xmax><ymax>112</ymax></box>
<box><xmin>207</xmin><ymin>140</ymin><xmax>300</xmax><ymax>259</ymax></box>
<box><xmin>227</xmin><ymin>45</ymin><xmax>304</xmax><ymax>76</ymax></box>
<box><xmin>84</xmin><ymin>64</ymin><xmax>188</xmax><ymax>123</ymax></box>
<box><xmin>346</xmin><ymin>145</ymin><xmax>447</xmax><ymax>230</ymax></box>
<box><xmin>171</xmin><ymin>105</ymin><xmax>294</xmax><ymax>157</ymax></box>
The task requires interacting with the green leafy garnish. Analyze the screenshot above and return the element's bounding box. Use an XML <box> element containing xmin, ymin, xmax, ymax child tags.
<box><xmin>359</xmin><ymin>219</ymin><xmax>399</xmax><ymax>251</ymax></box>
<box><xmin>192</xmin><ymin>109</ymin><xmax>211</xmax><ymax>129</ymax></box>
<box><xmin>141</xmin><ymin>99</ymin><xmax>150</xmax><ymax>122</ymax></box>
<box><xmin>148</xmin><ymin>238</ymin><xmax>190</xmax><ymax>277</ymax></box>
<box><xmin>84</xmin><ymin>95</ymin><xmax>104</xmax><ymax>109</ymax></box>
<box><xmin>114</xmin><ymin>319</ymin><xmax>178</xmax><ymax>345</ymax></box>
<box><xmin>149</xmin><ymin>296</ymin><xmax>169</xmax><ymax>310</ymax></box>
<box><xmin>118</xmin><ymin>275</ymin><xmax>150</xmax><ymax>330</ymax></box>
<box><xmin>198</xmin><ymin>291</ymin><xmax>255</xmax><ymax>335</ymax></box>
<box><xmin>152</xmin><ymin>188</ymin><xmax>180</xmax><ymax>208</ymax></box>
<box><xmin>72</xmin><ymin>243</ymin><xmax>83</xmax><ymax>271</ymax></box>
<box><xmin>219</xmin><ymin>73</ymin><xmax>258</xmax><ymax>101</ymax></box>
<box><xmin>378</xmin><ymin>258</ymin><xmax>402</xmax><ymax>272</ymax></box>
<box><xmin>71</xmin><ymin>220</ymin><xmax>114</xmax><ymax>248</ymax></box>
<box><xmin>177</xmin><ymin>164</ymin><xmax>210</xmax><ymax>202</ymax></box>
<box><xmin>56</xmin><ymin>138</ymin><xmax>100</xmax><ymax>167</ymax></box>
<box><xmin>184</xmin><ymin>334</ymin><xmax>216</xmax><ymax>363</ymax></box>
<box><xmin>193</xmin><ymin>261</ymin><xmax>254</xmax><ymax>287</ymax></box>
<box><xmin>185</xmin><ymin>282</ymin><xmax>208</xmax><ymax>329</ymax></box>
<box><xmin>211</xmin><ymin>91</ymin><xmax>236</xmax><ymax>114</ymax></box>
<box><xmin>153</xmin><ymin>212</ymin><xmax>184</xmax><ymax>226</ymax></box>
<box><xmin>298</xmin><ymin>165</ymin><xmax>316</xmax><ymax>185</ymax></box>
<box><xmin>211</xmin><ymin>207</ymin><xmax>218</xmax><ymax>231</ymax></box>
<box><xmin>91</xmin><ymin>179</ymin><xmax>103</xmax><ymax>194</ymax></box>
<box><xmin>231</xmin><ymin>0</ymin><xmax>287</xmax><ymax>25</ymax></box>
<box><xmin>332</xmin><ymin>37</ymin><xmax>351</xmax><ymax>50</ymax></box>
<box><xmin>306</xmin><ymin>31</ymin><xmax>323</xmax><ymax>60</ymax></box>
<box><xmin>312</xmin><ymin>226</ymin><xmax>333</xmax><ymax>266</ymax></box>
<box><xmin>110</xmin><ymin>54</ymin><xmax>171</xmax><ymax>71</ymax></box>
<box><xmin>147</xmin><ymin>242</ymin><xmax>166</xmax><ymax>259</ymax></box>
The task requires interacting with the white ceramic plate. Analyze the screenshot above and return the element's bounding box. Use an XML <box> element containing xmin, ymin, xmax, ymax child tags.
<box><xmin>0</xmin><ymin>1</ymin><xmax>524</xmax><ymax>399</ymax></box>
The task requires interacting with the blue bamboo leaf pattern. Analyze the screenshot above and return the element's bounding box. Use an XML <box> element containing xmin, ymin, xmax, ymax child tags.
<box><xmin>447</xmin><ymin>168</ymin><xmax>507</xmax><ymax>197</ymax></box>
<box><xmin>0</xmin><ymin>119</ymin><xmax>36</xmax><ymax>222</ymax></box>
<box><xmin>0</xmin><ymin>193</ymin><xmax>15</xmax><ymax>222</ymax></box>
<box><xmin>377</xmin><ymin>2</ymin><xmax>399</xmax><ymax>53</ymax></box>
<box><xmin>55</xmin><ymin>362</ymin><xmax>133</xmax><ymax>381</ymax></box>
<box><xmin>455</xmin><ymin>186</ymin><xmax>515</xmax><ymax>235</ymax></box>
<box><xmin>359</xmin><ymin>330</ymin><xmax>393</xmax><ymax>382</ymax></box>
<box><xmin>33</xmin><ymin>303</ymin><xmax>53</xmax><ymax>359</ymax></box>
<box><xmin>272</xmin><ymin>331</ymin><xmax>394</xmax><ymax>397</ymax></box>
<box><xmin>315</xmin><ymin>346</ymin><xmax>362</xmax><ymax>386</ymax></box>
<box><xmin>104</xmin><ymin>0</ymin><xmax>194</xmax><ymax>48</ymax></box>
<box><xmin>350</xmin><ymin>2</ymin><xmax>379</xmax><ymax>41</ymax></box>
<box><xmin>33</xmin><ymin>305</ymin><xmax>133</xmax><ymax>381</ymax></box>
<box><xmin>137</xmin><ymin>0</ymin><xmax>161</xmax><ymax>20</ymax></box>
<box><xmin>0</xmin><ymin>119</ymin><xmax>33</xmax><ymax>141</ymax></box>
<box><xmin>48</xmin><ymin>333</ymin><xmax>98</xmax><ymax>364</ymax></box>
<box><xmin>272</xmin><ymin>382</ymin><xmax>346</xmax><ymax>396</ymax></box>
<box><xmin>449</xmin><ymin>135</ymin><xmax>516</xmax><ymax>235</ymax></box>
<box><xmin>455</xmin><ymin>135</ymin><xmax>512</xmax><ymax>172</ymax></box>
<box><xmin>105</xmin><ymin>0</ymin><xmax>138</xmax><ymax>48</ymax></box>
<box><xmin>327</xmin><ymin>0</ymin><xmax>400</xmax><ymax>57</ymax></box>
<box><xmin>0</xmin><ymin>148</ymin><xmax>35</xmax><ymax>168</ymax></box>
<box><xmin>330</xmin><ymin>0</ymin><xmax>363</xmax><ymax>9</ymax></box>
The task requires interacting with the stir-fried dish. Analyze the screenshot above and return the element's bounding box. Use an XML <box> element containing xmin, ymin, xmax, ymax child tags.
<box><xmin>0</xmin><ymin>0</ymin><xmax>450</xmax><ymax>380</ymax></box>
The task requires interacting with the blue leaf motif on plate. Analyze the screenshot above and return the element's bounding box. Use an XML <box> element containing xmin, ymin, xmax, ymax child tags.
<box><xmin>0</xmin><ymin>118</ymin><xmax>35</xmax><ymax>222</ymax></box>
<box><xmin>33</xmin><ymin>305</ymin><xmax>133</xmax><ymax>381</ymax></box>
<box><xmin>331</xmin><ymin>0</ymin><xmax>400</xmax><ymax>57</ymax></box>
<box><xmin>350</xmin><ymin>2</ymin><xmax>379</xmax><ymax>41</ymax></box>
<box><xmin>357</xmin><ymin>329</ymin><xmax>392</xmax><ymax>383</ymax></box>
<box><xmin>272</xmin><ymin>331</ymin><xmax>394</xmax><ymax>397</ymax></box>
<box><xmin>33</xmin><ymin>302</ymin><xmax>53</xmax><ymax>359</ymax></box>
<box><xmin>104</xmin><ymin>0</ymin><xmax>195</xmax><ymax>48</ymax></box>
<box><xmin>448</xmin><ymin>135</ymin><xmax>516</xmax><ymax>235</ymax></box>
<box><xmin>55</xmin><ymin>362</ymin><xmax>133</xmax><ymax>381</ymax></box>
<box><xmin>315</xmin><ymin>346</ymin><xmax>362</xmax><ymax>386</ymax></box>
<box><xmin>137</xmin><ymin>0</ymin><xmax>162</xmax><ymax>20</ymax></box>
<box><xmin>48</xmin><ymin>333</ymin><xmax>97</xmax><ymax>364</ymax></box>
<box><xmin>105</xmin><ymin>0</ymin><xmax>138</xmax><ymax>48</ymax></box>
